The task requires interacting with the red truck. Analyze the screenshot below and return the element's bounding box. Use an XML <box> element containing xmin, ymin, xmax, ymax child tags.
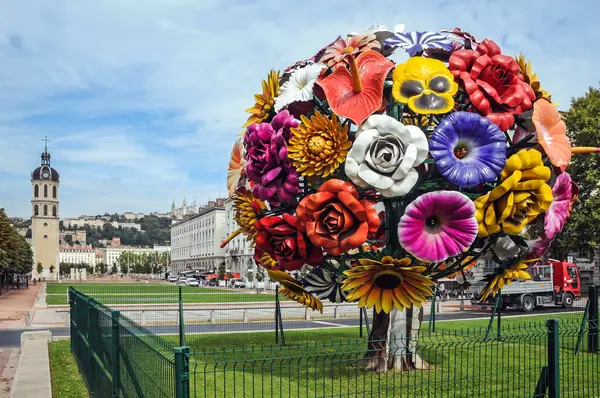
<box><xmin>471</xmin><ymin>260</ymin><xmax>581</xmax><ymax>312</ymax></box>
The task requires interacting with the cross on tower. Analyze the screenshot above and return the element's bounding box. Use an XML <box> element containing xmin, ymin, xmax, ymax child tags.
<box><xmin>42</xmin><ymin>136</ymin><xmax>51</xmax><ymax>152</ymax></box>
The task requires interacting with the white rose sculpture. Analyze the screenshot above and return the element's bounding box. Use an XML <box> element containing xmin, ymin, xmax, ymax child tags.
<box><xmin>345</xmin><ymin>114</ymin><xmax>428</xmax><ymax>197</ymax></box>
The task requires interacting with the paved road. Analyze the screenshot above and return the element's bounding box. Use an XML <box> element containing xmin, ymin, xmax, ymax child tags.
<box><xmin>0</xmin><ymin>306</ymin><xmax>585</xmax><ymax>348</ymax></box>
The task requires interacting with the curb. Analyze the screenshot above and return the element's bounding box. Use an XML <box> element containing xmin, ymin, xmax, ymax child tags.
<box><xmin>9</xmin><ymin>331</ymin><xmax>52</xmax><ymax>398</ymax></box>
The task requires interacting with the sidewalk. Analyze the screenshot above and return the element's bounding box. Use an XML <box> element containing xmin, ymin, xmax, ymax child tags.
<box><xmin>0</xmin><ymin>285</ymin><xmax>40</xmax><ymax>329</ymax></box>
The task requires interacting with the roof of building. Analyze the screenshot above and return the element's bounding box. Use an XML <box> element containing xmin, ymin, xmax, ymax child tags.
<box><xmin>32</xmin><ymin>151</ymin><xmax>60</xmax><ymax>182</ymax></box>
<box><xmin>170</xmin><ymin>206</ymin><xmax>225</xmax><ymax>227</ymax></box>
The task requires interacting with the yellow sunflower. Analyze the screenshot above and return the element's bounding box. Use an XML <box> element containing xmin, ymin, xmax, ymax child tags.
<box><xmin>515</xmin><ymin>54</ymin><xmax>557</xmax><ymax>106</ymax></box>
<box><xmin>287</xmin><ymin>111</ymin><xmax>351</xmax><ymax>177</ymax></box>
<box><xmin>342</xmin><ymin>256</ymin><xmax>434</xmax><ymax>314</ymax></box>
<box><xmin>268</xmin><ymin>270</ymin><xmax>323</xmax><ymax>312</ymax></box>
<box><xmin>480</xmin><ymin>259</ymin><xmax>536</xmax><ymax>301</ymax></box>
<box><xmin>242</xmin><ymin>69</ymin><xmax>281</xmax><ymax>130</ymax></box>
<box><xmin>220</xmin><ymin>189</ymin><xmax>266</xmax><ymax>248</ymax></box>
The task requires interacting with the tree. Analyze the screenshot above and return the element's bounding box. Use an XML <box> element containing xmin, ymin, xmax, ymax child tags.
<box><xmin>0</xmin><ymin>209</ymin><xmax>21</xmax><ymax>273</ymax></box>
<box><xmin>217</xmin><ymin>262</ymin><xmax>226</xmax><ymax>281</ymax></box>
<box><xmin>96</xmin><ymin>262</ymin><xmax>108</xmax><ymax>274</ymax></box>
<box><xmin>110</xmin><ymin>264</ymin><xmax>118</xmax><ymax>275</ymax></box>
<box><xmin>246</xmin><ymin>267</ymin><xmax>255</xmax><ymax>283</ymax></box>
<box><xmin>49</xmin><ymin>265</ymin><xmax>55</xmax><ymax>275</ymax></box>
<box><xmin>64</xmin><ymin>235</ymin><xmax>73</xmax><ymax>245</ymax></box>
<box><xmin>36</xmin><ymin>262</ymin><xmax>43</xmax><ymax>275</ymax></box>
<box><xmin>255</xmin><ymin>266</ymin><xmax>265</xmax><ymax>282</ymax></box>
<box><xmin>552</xmin><ymin>85</ymin><xmax>600</xmax><ymax>259</ymax></box>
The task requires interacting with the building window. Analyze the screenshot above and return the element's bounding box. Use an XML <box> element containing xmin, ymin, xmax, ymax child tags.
<box><xmin>34</xmin><ymin>205</ymin><xmax>39</xmax><ymax>216</ymax></box>
<box><xmin>52</xmin><ymin>206</ymin><xmax>57</xmax><ymax>217</ymax></box>
<box><xmin>34</xmin><ymin>185</ymin><xmax>39</xmax><ymax>197</ymax></box>
<box><xmin>44</xmin><ymin>222</ymin><xmax>48</xmax><ymax>226</ymax></box>
<box><xmin>44</xmin><ymin>234</ymin><xmax>48</xmax><ymax>238</ymax></box>
<box><xmin>44</xmin><ymin>204</ymin><xmax>48</xmax><ymax>216</ymax></box>
<box><xmin>53</xmin><ymin>186</ymin><xmax>57</xmax><ymax>198</ymax></box>
<box><xmin>44</xmin><ymin>185</ymin><xmax>48</xmax><ymax>197</ymax></box>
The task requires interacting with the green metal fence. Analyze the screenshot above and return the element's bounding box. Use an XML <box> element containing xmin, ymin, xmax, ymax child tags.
<box><xmin>69</xmin><ymin>286</ymin><xmax>600</xmax><ymax>397</ymax></box>
<box><xmin>187</xmin><ymin>319</ymin><xmax>598</xmax><ymax>397</ymax></box>
<box><xmin>69</xmin><ymin>288</ymin><xmax>190</xmax><ymax>397</ymax></box>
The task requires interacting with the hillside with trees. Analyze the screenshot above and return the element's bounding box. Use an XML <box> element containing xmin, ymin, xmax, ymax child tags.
<box><xmin>63</xmin><ymin>215</ymin><xmax>171</xmax><ymax>248</ymax></box>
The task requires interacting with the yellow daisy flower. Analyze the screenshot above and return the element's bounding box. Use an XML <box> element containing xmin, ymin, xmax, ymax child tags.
<box><xmin>287</xmin><ymin>111</ymin><xmax>351</xmax><ymax>177</ymax></box>
<box><xmin>268</xmin><ymin>270</ymin><xmax>323</xmax><ymax>312</ymax></box>
<box><xmin>242</xmin><ymin>69</ymin><xmax>281</xmax><ymax>130</ymax></box>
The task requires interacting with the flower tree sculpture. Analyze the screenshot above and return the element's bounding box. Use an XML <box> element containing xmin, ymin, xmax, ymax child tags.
<box><xmin>223</xmin><ymin>25</ymin><xmax>595</xmax><ymax>372</ymax></box>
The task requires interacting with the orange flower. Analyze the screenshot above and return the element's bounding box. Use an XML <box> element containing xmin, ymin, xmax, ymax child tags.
<box><xmin>296</xmin><ymin>179</ymin><xmax>380</xmax><ymax>256</ymax></box>
<box><xmin>227</xmin><ymin>139</ymin><xmax>246</xmax><ymax>198</ymax></box>
<box><xmin>317</xmin><ymin>50</ymin><xmax>394</xmax><ymax>126</ymax></box>
<box><xmin>532</xmin><ymin>99</ymin><xmax>571</xmax><ymax>171</ymax></box>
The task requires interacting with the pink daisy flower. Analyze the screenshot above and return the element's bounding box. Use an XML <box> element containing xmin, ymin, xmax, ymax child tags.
<box><xmin>320</xmin><ymin>34</ymin><xmax>381</xmax><ymax>69</ymax></box>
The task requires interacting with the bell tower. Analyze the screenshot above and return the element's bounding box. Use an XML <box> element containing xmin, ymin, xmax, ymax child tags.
<box><xmin>31</xmin><ymin>136</ymin><xmax>60</xmax><ymax>279</ymax></box>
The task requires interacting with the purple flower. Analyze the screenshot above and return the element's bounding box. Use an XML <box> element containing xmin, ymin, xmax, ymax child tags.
<box><xmin>385</xmin><ymin>31</ymin><xmax>454</xmax><ymax>57</ymax></box>
<box><xmin>244</xmin><ymin>111</ymin><xmax>300</xmax><ymax>206</ymax></box>
<box><xmin>398</xmin><ymin>191</ymin><xmax>478</xmax><ymax>263</ymax></box>
<box><xmin>429</xmin><ymin>112</ymin><xmax>507</xmax><ymax>188</ymax></box>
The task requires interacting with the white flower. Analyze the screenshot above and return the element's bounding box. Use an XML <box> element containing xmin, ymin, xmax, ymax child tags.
<box><xmin>274</xmin><ymin>63</ymin><xmax>325</xmax><ymax>112</ymax></box>
<box><xmin>345</xmin><ymin>115</ymin><xmax>428</xmax><ymax>197</ymax></box>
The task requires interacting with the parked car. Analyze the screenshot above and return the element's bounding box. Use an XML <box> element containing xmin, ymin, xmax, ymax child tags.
<box><xmin>231</xmin><ymin>279</ymin><xmax>246</xmax><ymax>288</ymax></box>
<box><xmin>177</xmin><ymin>277</ymin><xmax>187</xmax><ymax>285</ymax></box>
<box><xmin>206</xmin><ymin>279</ymin><xmax>219</xmax><ymax>287</ymax></box>
<box><xmin>186</xmin><ymin>278</ymin><xmax>199</xmax><ymax>287</ymax></box>
<box><xmin>167</xmin><ymin>276</ymin><xmax>178</xmax><ymax>283</ymax></box>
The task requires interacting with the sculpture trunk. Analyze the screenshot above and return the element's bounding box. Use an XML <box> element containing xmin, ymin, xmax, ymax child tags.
<box><xmin>361</xmin><ymin>306</ymin><xmax>428</xmax><ymax>372</ymax></box>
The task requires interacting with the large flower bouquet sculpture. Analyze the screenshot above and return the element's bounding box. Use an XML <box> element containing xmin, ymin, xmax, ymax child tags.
<box><xmin>223</xmin><ymin>25</ymin><xmax>593</xmax><ymax>372</ymax></box>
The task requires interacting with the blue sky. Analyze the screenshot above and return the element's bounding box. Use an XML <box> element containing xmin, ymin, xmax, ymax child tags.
<box><xmin>0</xmin><ymin>0</ymin><xmax>599</xmax><ymax>218</ymax></box>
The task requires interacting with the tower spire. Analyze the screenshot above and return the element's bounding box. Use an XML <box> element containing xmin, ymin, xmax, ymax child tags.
<box><xmin>42</xmin><ymin>136</ymin><xmax>50</xmax><ymax>153</ymax></box>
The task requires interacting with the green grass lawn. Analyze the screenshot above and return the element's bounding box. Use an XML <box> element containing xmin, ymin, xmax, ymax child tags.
<box><xmin>46</xmin><ymin>283</ymin><xmax>276</xmax><ymax>305</ymax></box>
<box><xmin>180</xmin><ymin>315</ymin><xmax>597</xmax><ymax>397</ymax></box>
<box><xmin>48</xmin><ymin>341</ymin><xmax>89</xmax><ymax>398</ymax></box>
<box><xmin>47</xmin><ymin>282</ymin><xmax>241</xmax><ymax>295</ymax></box>
<box><xmin>49</xmin><ymin>313</ymin><xmax>598</xmax><ymax>397</ymax></box>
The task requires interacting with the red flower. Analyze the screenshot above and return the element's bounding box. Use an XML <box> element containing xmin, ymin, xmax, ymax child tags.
<box><xmin>317</xmin><ymin>50</ymin><xmax>394</xmax><ymax>126</ymax></box>
<box><xmin>296</xmin><ymin>179</ymin><xmax>380</xmax><ymax>256</ymax></box>
<box><xmin>254</xmin><ymin>214</ymin><xmax>322</xmax><ymax>271</ymax></box>
<box><xmin>449</xmin><ymin>39</ymin><xmax>536</xmax><ymax>131</ymax></box>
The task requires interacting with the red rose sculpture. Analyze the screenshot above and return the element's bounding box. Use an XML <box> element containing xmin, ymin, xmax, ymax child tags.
<box><xmin>296</xmin><ymin>179</ymin><xmax>380</xmax><ymax>256</ymax></box>
<box><xmin>449</xmin><ymin>39</ymin><xmax>536</xmax><ymax>131</ymax></box>
<box><xmin>254</xmin><ymin>214</ymin><xmax>322</xmax><ymax>271</ymax></box>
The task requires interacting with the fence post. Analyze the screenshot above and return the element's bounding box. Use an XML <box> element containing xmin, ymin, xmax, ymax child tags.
<box><xmin>588</xmin><ymin>284</ymin><xmax>598</xmax><ymax>354</ymax></box>
<box><xmin>497</xmin><ymin>290</ymin><xmax>502</xmax><ymax>340</ymax></box>
<box><xmin>428</xmin><ymin>290</ymin><xmax>436</xmax><ymax>333</ymax></box>
<box><xmin>275</xmin><ymin>285</ymin><xmax>280</xmax><ymax>344</ymax></box>
<box><xmin>111</xmin><ymin>310</ymin><xmax>121</xmax><ymax>397</ymax></box>
<box><xmin>178</xmin><ymin>285</ymin><xmax>186</xmax><ymax>347</ymax></box>
<box><xmin>87</xmin><ymin>297</ymin><xmax>97</xmax><ymax>395</ymax></box>
<box><xmin>174</xmin><ymin>346</ymin><xmax>191</xmax><ymax>398</ymax></box>
<box><xmin>546</xmin><ymin>319</ymin><xmax>560</xmax><ymax>398</ymax></box>
<box><xmin>359</xmin><ymin>307</ymin><xmax>363</xmax><ymax>337</ymax></box>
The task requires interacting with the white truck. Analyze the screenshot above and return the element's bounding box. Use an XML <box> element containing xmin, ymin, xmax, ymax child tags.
<box><xmin>469</xmin><ymin>261</ymin><xmax>581</xmax><ymax>312</ymax></box>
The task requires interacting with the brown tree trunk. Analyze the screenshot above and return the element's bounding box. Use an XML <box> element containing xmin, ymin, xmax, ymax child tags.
<box><xmin>358</xmin><ymin>306</ymin><xmax>428</xmax><ymax>372</ymax></box>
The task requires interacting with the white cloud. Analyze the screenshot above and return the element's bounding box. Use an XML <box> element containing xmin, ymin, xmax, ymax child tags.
<box><xmin>1</xmin><ymin>0</ymin><xmax>599</xmax><ymax>217</ymax></box>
